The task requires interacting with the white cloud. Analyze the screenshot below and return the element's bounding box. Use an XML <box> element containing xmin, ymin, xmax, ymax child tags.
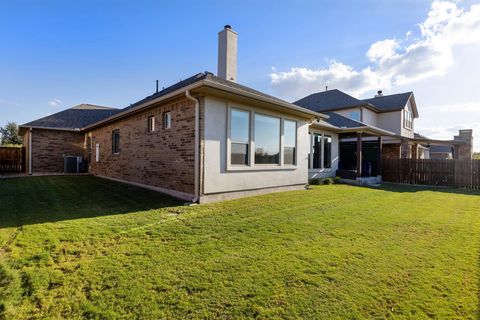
<box><xmin>270</xmin><ymin>0</ymin><xmax>480</xmax><ymax>101</ymax></box>
<box><xmin>367</xmin><ymin>39</ymin><xmax>399</xmax><ymax>62</ymax></box>
<box><xmin>48</xmin><ymin>99</ymin><xmax>62</xmax><ymax>108</ymax></box>
<box><xmin>424</xmin><ymin>102</ymin><xmax>480</xmax><ymax>113</ymax></box>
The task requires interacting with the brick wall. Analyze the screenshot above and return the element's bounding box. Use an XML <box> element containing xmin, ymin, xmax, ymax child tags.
<box><xmin>88</xmin><ymin>97</ymin><xmax>197</xmax><ymax>196</ymax></box>
<box><xmin>382</xmin><ymin>143</ymin><xmax>400</xmax><ymax>159</ymax></box>
<box><xmin>26</xmin><ymin>129</ymin><xmax>85</xmax><ymax>173</ymax></box>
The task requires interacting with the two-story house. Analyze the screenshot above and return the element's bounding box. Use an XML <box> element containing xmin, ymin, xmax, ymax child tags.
<box><xmin>294</xmin><ymin>89</ymin><xmax>422</xmax><ymax>161</ymax></box>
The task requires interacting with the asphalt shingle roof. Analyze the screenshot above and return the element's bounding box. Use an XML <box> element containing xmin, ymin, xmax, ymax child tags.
<box><xmin>323</xmin><ymin>111</ymin><xmax>367</xmax><ymax>129</ymax></box>
<box><xmin>294</xmin><ymin>89</ymin><xmax>367</xmax><ymax>112</ymax></box>
<box><xmin>22</xmin><ymin>104</ymin><xmax>120</xmax><ymax>129</ymax></box>
<box><xmin>123</xmin><ymin>71</ymin><xmax>290</xmax><ymax>112</ymax></box>
<box><xmin>362</xmin><ymin>92</ymin><xmax>413</xmax><ymax>112</ymax></box>
<box><xmin>429</xmin><ymin>145</ymin><xmax>453</xmax><ymax>153</ymax></box>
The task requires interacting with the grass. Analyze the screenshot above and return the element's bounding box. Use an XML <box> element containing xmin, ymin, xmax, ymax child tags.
<box><xmin>1</xmin><ymin>176</ymin><xmax>480</xmax><ymax>319</ymax></box>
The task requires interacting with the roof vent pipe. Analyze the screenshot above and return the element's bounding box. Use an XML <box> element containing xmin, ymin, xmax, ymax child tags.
<box><xmin>375</xmin><ymin>90</ymin><xmax>383</xmax><ymax>97</ymax></box>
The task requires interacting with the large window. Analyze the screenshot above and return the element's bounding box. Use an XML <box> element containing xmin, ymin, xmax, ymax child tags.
<box><xmin>230</xmin><ymin>109</ymin><xmax>250</xmax><ymax>165</ymax></box>
<box><xmin>309</xmin><ymin>132</ymin><xmax>332</xmax><ymax>169</ymax></box>
<box><xmin>254</xmin><ymin>114</ymin><xmax>280</xmax><ymax>164</ymax></box>
<box><xmin>112</xmin><ymin>130</ymin><xmax>120</xmax><ymax>154</ymax></box>
<box><xmin>229</xmin><ymin>107</ymin><xmax>297</xmax><ymax>168</ymax></box>
<box><xmin>404</xmin><ymin>109</ymin><xmax>413</xmax><ymax>130</ymax></box>
<box><xmin>284</xmin><ymin>120</ymin><xmax>296</xmax><ymax>165</ymax></box>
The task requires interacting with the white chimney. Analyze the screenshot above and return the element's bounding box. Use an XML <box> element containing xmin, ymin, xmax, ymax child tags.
<box><xmin>218</xmin><ymin>25</ymin><xmax>238</xmax><ymax>82</ymax></box>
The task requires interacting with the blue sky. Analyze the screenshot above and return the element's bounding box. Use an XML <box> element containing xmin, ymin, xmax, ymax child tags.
<box><xmin>1</xmin><ymin>0</ymin><xmax>479</xmax><ymax>150</ymax></box>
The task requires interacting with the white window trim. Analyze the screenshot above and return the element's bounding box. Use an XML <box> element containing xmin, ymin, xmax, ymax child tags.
<box><xmin>308</xmin><ymin>130</ymin><xmax>333</xmax><ymax>172</ymax></box>
<box><xmin>95</xmin><ymin>143</ymin><xmax>100</xmax><ymax>163</ymax></box>
<box><xmin>403</xmin><ymin>109</ymin><xmax>413</xmax><ymax>130</ymax></box>
<box><xmin>226</xmin><ymin>103</ymin><xmax>298</xmax><ymax>172</ymax></box>
<box><xmin>148</xmin><ymin>115</ymin><xmax>155</xmax><ymax>132</ymax></box>
<box><xmin>164</xmin><ymin>112</ymin><xmax>172</xmax><ymax>129</ymax></box>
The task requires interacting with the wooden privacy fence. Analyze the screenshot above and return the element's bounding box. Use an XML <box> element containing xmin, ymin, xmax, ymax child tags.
<box><xmin>382</xmin><ymin>159</ymin><xmax>480</xmax><ymax>189</ymax></box>
<box><xmin>0</xmin><ymin>147</ymin><xmax>26</xmax><ymax>174</ymax></box>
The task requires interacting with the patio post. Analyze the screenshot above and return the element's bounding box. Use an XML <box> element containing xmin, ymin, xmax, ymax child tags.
<box><xmin>356</xmin><ymin>132</ymin><xmax>362</xmax><ymax>177</ymax></box>
<box><xmin>377</xmin><ymin>136</ymin><xmax>382</xmax><ymax>176</ymax></box>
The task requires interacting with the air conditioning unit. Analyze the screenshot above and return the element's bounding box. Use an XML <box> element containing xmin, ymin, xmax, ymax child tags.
<box><xmin>64</xmin><ymin>156</ymin><xmax>82</xmax><ymax>173</ymax></box>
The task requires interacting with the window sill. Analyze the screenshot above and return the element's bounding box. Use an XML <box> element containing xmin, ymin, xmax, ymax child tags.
<box><xmin>226</xmin><ymin>165</ymin><xmax>297</xmax><ymax>172</ymax></box>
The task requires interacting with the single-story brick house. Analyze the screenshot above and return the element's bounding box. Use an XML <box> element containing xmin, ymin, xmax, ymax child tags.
<box><xmin>19</xmin><ymin>26</ymin><xmax>394</xmax><ymax>202</ymax></box>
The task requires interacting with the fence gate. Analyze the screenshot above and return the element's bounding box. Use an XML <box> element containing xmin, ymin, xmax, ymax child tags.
<box><xmin>0</xmin><ymin>147</ymin><xmax>26</xmax><ymax>174</ymax></box>
<box><xmin>382</xmin><ymin>159</ymin><xmax>480</xmax><ymax>189</ymax></box>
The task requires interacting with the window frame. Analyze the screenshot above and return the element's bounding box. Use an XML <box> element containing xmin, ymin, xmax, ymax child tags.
<box><xmin>347</xmin><ymin>110</ymin><xmax>362</xmax><ymax>122</ymax></box>
<box><xmin>283</xmin><ymin>119</ymin><xmax>297</xmax><ymax>166</ymax></box>
<box><xmin>229</xmin><ymin>108</ymin><xmax>251</xmax><ymax>166</ymax></box>
<box><xmin>163</xmin><ymin>111</ymin><xmax>172</xmax><ymax>129</ymax></box>
<box><xmin>111</xmin><ymin>129</ymin><xmax>120</xmax><ymax>155</ymax></box>
<box><xmin>308</xmin><ymin>130</ymin><xmax>333</xmax><ymax>171</ymax></box>
<box><xmin>226</xmin><ymin>103</ymin><xmax>298</xmax><ymax>171</ymax></box>
<box><xmin>253</xmin><ymin>112</ymin><xmax>281</xmax><ymax>166</ymax></box>
<box><xmin>403</xmin><ymin>109</ymin><xmax>413</xmax><ymax>130</ymax></box>
<box><xmin>147</xmin><ymin>115</ymin><xmax>155</xmax><ymax>132</ymax></box>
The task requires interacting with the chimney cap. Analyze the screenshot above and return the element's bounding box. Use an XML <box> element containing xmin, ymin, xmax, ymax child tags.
<box><xmin>224</xmin><ymin>25</ymin><xmax>232</xmax><ymax>29</ymax></box>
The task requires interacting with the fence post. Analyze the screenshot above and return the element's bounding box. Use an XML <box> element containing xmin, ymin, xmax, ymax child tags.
<box><xmin>21</xmin><ymin>147</ymin><xmax>26</xmax><ymax>173</ymax></box>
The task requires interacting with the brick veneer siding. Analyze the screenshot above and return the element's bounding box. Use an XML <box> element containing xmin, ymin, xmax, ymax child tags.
<box><xmin>24</xmin><ymin>128</ymin><xmax>85</xmax><ymax>173</ymax></box>
<box><xmin>87</xmin><ymin>97</ymin><xmax>197</xmax><ymax>196</ymax></box>
<box><xmin>382</xmin><ymin>143</ymin><xmax>400</xmax><ymax>159</ymax></box>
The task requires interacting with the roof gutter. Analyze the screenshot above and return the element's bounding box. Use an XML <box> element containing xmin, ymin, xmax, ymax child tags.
<box><xmin>18</xmin><ymin>125</ymin><xmax>81</xmax><ymax>132</ymax></box>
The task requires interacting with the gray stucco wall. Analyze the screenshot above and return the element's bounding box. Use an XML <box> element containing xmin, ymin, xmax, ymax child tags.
<box><xmin>202</xmin><ymin>96</ymin><xmax>309</xmax><ymax>195</ymax></box>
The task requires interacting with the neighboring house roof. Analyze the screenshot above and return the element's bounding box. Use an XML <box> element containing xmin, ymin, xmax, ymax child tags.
<box><xmin>21</xmin><ymin>104</ymin><xmax>120</xmax><ymax>131</ymax></box>
<box><xmin>362</xmin><ymin>92</ymin><xmax>419</xmax><ymax>118</ymax></box>
<box><xmin>85</xmin><ymin>71</ymin><xmax>326</xmax><ymax>130</ymax></box>
<box><xmin>312</xmin><ymin>111</ymin><xmax>395</xmax><ymax>136</ymax></box>
<box><xmin>429</xmin><ymin>145</ymin><xmax>453</xmax><ymax>153</ymax></box>
<box><xmin>294</xmin><ymin>89</ymin><xmax>419</xmax><ymax>118</ymax></box>
<box><xmin>294</xmin><ymin>89</ymin><xmax>375</xmax><ymax>112</ymax></box>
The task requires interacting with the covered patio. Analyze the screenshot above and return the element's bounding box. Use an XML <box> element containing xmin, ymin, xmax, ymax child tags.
<box><xmin>310</xmin><ymin>112</ymin><xmax>394</xmax><ymax>181</ymax></box>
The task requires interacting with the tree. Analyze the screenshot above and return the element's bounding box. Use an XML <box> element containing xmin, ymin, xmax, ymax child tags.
<box><xmin>0</xmin><ymin>122</ymin><xmax>22</xmax><ymax>146</ymax></box>
<box><xmin>473</xmin><ymin>152</ymin><xmax>480</xmax><ymax>160</ymax></box>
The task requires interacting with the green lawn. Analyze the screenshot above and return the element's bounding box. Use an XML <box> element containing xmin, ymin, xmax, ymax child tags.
<box><xmin>1</xmin><ymin>176</ymin><xmax>480</xmax><ymax>319</ymax></box>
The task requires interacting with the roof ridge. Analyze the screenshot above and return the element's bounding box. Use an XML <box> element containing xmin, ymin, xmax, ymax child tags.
<box><xmin>362</xmin><ymin>91</ymin><xmax>412</xmax><ymax>100</ymax></box>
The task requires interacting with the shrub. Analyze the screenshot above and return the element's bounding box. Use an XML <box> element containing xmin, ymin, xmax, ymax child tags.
<box><xmin>323</xmin><ymin>178</ymin><xmax>334</xmax><ymax>185</ymax></box>
<box><xmin>333</xmin><ymin>176</ymin><xmax>342</xmax><ymax>184</ymax></box>
<box><xmin>308</xmin><ymin>178</ymin><xmax>322</xmax><ymax>185</ymax></box>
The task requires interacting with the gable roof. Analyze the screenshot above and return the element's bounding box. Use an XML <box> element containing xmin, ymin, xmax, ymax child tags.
<box><xmin>294</xmin><ymin>89</ymin><xmax>419</xmax><ymax>118</ymax></box>
<box><xmin>294</xmin><ymin>89</ymin><xmax>373</xmax><ymax>112</ymax></box>
<box><xmin>124</xmin><ymin>72</ymin><xmax>293</xmax><ymax>112</ymax></box>
<box><xmin>85</xmin><ymin>71</ymin><xmax>326</xmax><ymax>130</ymax></box>
<box><xmin>362</xmin><ymin>92</ymin><xmax>418</xmax><ymax>117</ymax></box>
<box><xmin>21</xmin><ymin>104</ymin><xmax>120</xmax><ymax>130</ymax></box>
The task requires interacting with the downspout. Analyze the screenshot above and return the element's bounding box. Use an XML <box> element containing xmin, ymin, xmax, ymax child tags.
<box><xmin>185</xmin><ymin>90</ymin><xmax>200</xmax><ymax>203</ymax></box>
<box><xmin>28</xmin><ymin>127</ymin><xmax>32</xmax><ymax>175</ymax></box>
